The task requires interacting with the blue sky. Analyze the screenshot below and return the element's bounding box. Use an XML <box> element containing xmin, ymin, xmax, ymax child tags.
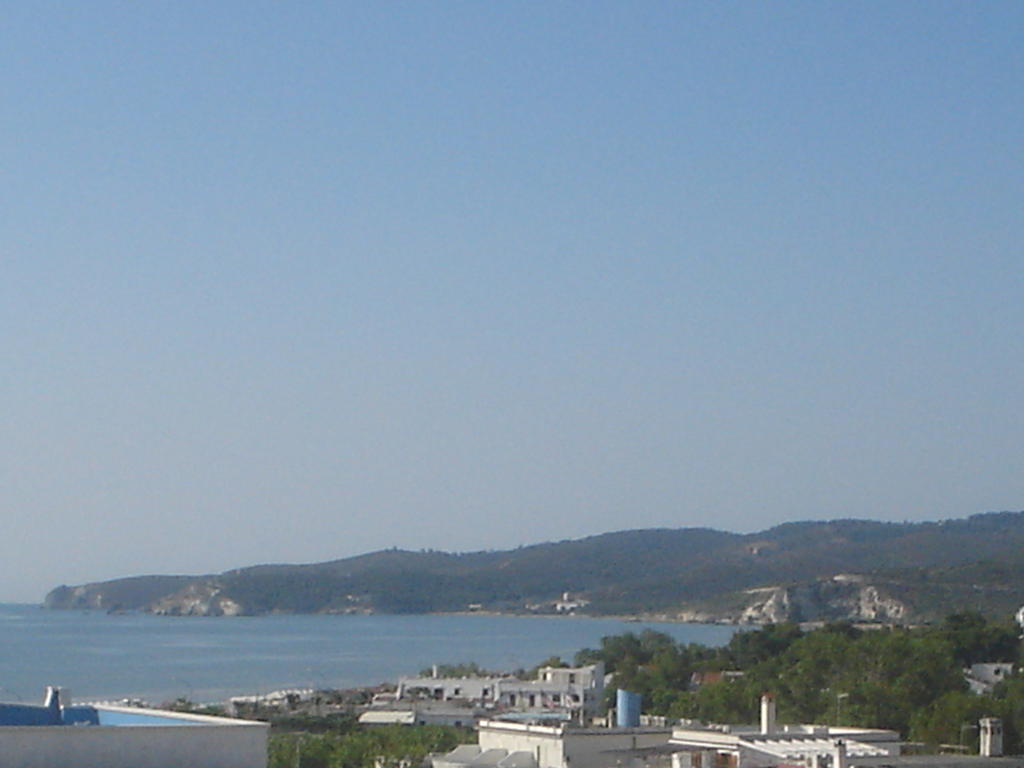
<box><xmin>2</xmin><ymin>2</ymin><xmax>1022</xmax><ymax>601</ymax></box>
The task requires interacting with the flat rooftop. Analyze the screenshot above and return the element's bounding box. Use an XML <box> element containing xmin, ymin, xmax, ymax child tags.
<box><xmin>0</xmin><ymin>702</ymin><xmax>260</xmax><ymax>728</ymax></box>
<box><xmin>480</xmin><ymin>718</ymin><xmax>670</xmax><ymax>735</ymax></box>
<box><xmin>856</xmin><ymin>757</ymin><xmax>1024</xmax><ymax>768</ymax></box>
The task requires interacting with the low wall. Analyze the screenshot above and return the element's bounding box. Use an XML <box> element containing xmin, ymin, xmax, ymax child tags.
<box><xmin>0</xmin><ymin>721</ymin><xmax>268</xmax><ymax>768</ymax></box>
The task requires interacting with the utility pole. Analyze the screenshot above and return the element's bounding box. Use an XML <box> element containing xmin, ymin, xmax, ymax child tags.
<box><xmin>834</xmin><ymin>692</ymin><xmax>848</xmax><ymax>725</ymax></box>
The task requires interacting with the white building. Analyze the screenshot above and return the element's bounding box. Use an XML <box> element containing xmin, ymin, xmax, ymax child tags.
<box><xmin>438</xmin><ymin>696</ymin><xmax>1023</xmax><ymax>768</ymax></box>
<box><xmin>0</xmin><ymin>688</ymin><xmax>267</xmax><ymax>768</ymax></box>
<box><xmin>554</xmin><ymin>593</ymin><xmax>591</xmax><ymax>614</ymax></box>
<box><xmin>397</xmin><ymin>663</ymin><xmax>605</xmax><ymax>715</ymax></box>
<box><xmin>671</xmin><ymin>696</ymin><xmax>1024</xmax><ymax>768</ymax></box>
<box><xmin>398</xmin><ymin>675</ymin><xmax>508</xmax><ymax>704</ymax></box>
<box><xmin>360</xmin><ymin>703</ymin><xmax>479</xmax><ymax>728</ymax></box>
<box><xmin>435</xmin><ymin>718</ymin><xmax>673</xmax><ymax>768</ymax></box>
<box><xmin>965</xmin><ymin>664</ymin><xmax>1014</xmax><ymax>696</ymax></box>
<box><xmin>669</xmin><ymin>696</ymin><xmax>900</xmax><ymax>768</ymax></box>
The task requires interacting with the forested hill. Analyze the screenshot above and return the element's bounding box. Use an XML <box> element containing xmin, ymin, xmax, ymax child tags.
<box><xmin>44</xmin><ymin>511</ymin><xmax>1024</xmax><ymax>622</ymax></box>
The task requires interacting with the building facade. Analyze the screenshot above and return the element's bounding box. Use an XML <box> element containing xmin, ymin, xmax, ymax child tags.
<box><xmin>396</xmin><ymin>663</ymin><xmax>605</xmax><ymax>716</ymax></box>
<box><xmin>434</xmin><ymin>718</ymin><xmax>673</xmax><ymax>768</ymax></box>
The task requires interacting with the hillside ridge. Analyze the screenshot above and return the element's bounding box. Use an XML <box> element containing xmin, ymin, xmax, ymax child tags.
<box><xmin>43</xmin><ymin>511</ymin><xmax>1024</xmax><ymax>622</ymax></box>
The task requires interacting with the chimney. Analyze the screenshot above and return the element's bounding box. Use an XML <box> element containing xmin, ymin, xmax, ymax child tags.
<box><xmin>980</xmin><ymin>718</ymin><xmax>1003</xmax><ymax>757</ymax></box>
<box><xmin>43</xmin><ymin>686</ymin><xmax>63</xmax><ymax>725</ymax></box>
<box><xmin>832</xmin><ymin>740</ymin><xmax>847</xmax><ymax>768</ymax></box>
<box><xmin>432</xmin><ymin>665</ymin><xmax>439</xmax><ymax>679</ymax></box>
<box><xmin>760</xmin><ymin>693</ymin><xmax>776</xmax><ymax>735</ymax></box>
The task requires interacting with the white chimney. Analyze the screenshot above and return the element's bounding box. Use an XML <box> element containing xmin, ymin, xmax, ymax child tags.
<box><xmin>760</xmin><ymin>693</ymin><xmax>776</xmax><ymax>735</ymax></box>
<box><xmin>44</xmin><ymin>686</ymin><xmax>61</xmax><ymax>709</ymax></box>
<box><xmin>980</xmin><ymin>718</ymin><xmax>1003</xmax><ymax>757</ymax></box>
<box><xmin>832</xmin><ymin>740</ymin><xmax>847</xmax><ymax>768</ymax></box>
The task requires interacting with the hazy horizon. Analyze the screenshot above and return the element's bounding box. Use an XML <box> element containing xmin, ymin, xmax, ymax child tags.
<box><xmin>4</xmin><ymin>2</ymin><xmax>1022</xmax><ymax>602</ymax></box>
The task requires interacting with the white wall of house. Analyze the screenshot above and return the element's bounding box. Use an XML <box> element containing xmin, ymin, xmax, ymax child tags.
<box><xmin>399</xmin><ymin>677</ymin><xmax>506</xmax><ymax>701</ymax></box>
<box><xmin>561</xmin><ymin>728</ymin><xmax>672</xmax><ymax>768</ymax></box>
<box><xmin>400</xmin><ymin>664</ymin><xmax>605</xmax><ymax>714</ymax></box>
<box><xmin>478</xmin><ymin>720</ymin><xmax>671</xmax><ymax>768</ymax></box>
<box><xmin>479</xmin><ymin>722</ymin><xmax>566</xmax><ymax>768</ymax></box>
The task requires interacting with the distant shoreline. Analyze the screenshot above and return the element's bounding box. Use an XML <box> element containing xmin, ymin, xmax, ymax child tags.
<box><xmin>33</xmin><ymin>604</ymin><xmax>911</xmax><ymax>632</ymax></box>
<box><xmin>32</xmin><ymin>603</ymin><xmax>746</xmax><ymax>627</ymax></box>
<box><xmin>434</xmin><ymin>610</ymin><xmax>745</xmax><ymax>626</ymax></box>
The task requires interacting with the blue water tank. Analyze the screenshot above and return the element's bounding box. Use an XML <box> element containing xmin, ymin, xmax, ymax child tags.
<box><xmin>616</xmin><ymin>689</ymin><xmax>641</xmax><ymax>728</ymax></box>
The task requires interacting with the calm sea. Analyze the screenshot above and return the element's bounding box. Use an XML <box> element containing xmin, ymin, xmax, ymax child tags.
<box><xmin>0</xmin><ymin>604</ymin><xmax>737</xmax><ymax>705</ymax></box>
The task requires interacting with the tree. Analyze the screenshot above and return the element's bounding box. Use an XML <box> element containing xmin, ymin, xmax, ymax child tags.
<box><xmin>933</xmin><ymin>613</ymin><xmax>1021</xmax><ymax>666</ymax></box>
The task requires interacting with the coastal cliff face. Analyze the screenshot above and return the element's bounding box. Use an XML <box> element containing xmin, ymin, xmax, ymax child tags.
<box><xmin>735</xmin><ymin>578</ymin><xmax>907</xmax><ymax>624</ymax></box>
<box><xmin>43</xmin><ymin>577</ymin><xmax>242</xmax><ymax>617</ymax></box>
<box><xmin>43</xmin><ymin>575</ymin><xmax>196</xmax><ymax>612</ymax></box>
<box><xmin>42</xmin><ymin>512</ymin><xmax>1024</xmax><ymax>622</ymax></box>
<box><xmin>44</xmin><ymin>584</ymin><xmax>103</xmax><ymax>610</ymax></box>
<box><xmin>675</xmin><ymin>577</ymin><xmax>907</xmax><ymax>624</ymax></box>
<box><xmin>151</xmin><ymin>582</ymin><xmax>243</xmax><ymax>617</ymax></box>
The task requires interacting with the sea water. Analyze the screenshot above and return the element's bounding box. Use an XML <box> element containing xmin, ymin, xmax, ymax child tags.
<box><xmin>0</xmin><ymin>604</ymin><xmax>737</xmax><ymax>704</ymax></box>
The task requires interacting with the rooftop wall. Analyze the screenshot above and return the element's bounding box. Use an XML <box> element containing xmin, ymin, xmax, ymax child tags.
<box><xmin>0</xmin><ymin>706</ymin><xmax>268</xmax><ymax>768</ymax></box>
<box><xmin>478</xmin><ymin>720</ymin><xmax>672</xmax><ymax>768</ymax></box>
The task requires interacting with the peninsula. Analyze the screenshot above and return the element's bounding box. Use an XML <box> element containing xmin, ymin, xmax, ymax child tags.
<box><xmin>44</xmin><ymin>512</ymin><xmax>1024</xmax><ymax>623</ymax></box>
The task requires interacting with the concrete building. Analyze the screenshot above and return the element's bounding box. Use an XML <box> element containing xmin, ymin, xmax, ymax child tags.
<box><xmin>670</xmin><ymin>697</ymin><xmax>1022</xmax><ymax>768</ymax></box>
<box><xmin>965</xmin><ymin>665</ymin><xmax>1014</xmax><ymax>696</ymax></box>
<box><xmin>397</xmin><ymin>663</ymin><xmax>605</xmax><ymax>716</ymax></box>
<box><xmin>398</xmin><ymin>674</ymin><xmax>508</xmax><ymax>704</ymax></box>
<box><xmin>360</xmin><ymin>703</ymin><xmax>479</xmax><ymax>728</ymax></box>
<box><xmin>669</xmin><ymin>695</ymin><xmax>900</xmax><ymax>768</ymax></box>
<box><xmin>0</xmin><ymin>687</ymin><xmax>267</xmax><ymax>768</ymax></box>
<box><xmin>554</xmin><ymin>593</ymin><xmax>591</xmax><ymax>614</ymax></box>
<box><xmin>434</xmin><ymin>717</ymin><xmax>673</xmax><ymax>768</ymax></box>
<box><xmin>437</xmin><ymin>694</ymin><xmax>1022</xmax><ymax>768</ymax></box>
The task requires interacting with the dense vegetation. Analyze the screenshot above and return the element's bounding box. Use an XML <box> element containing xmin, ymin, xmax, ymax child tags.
<box><xmin>44</xmin><ymin>512</ymin><xmax>1024</xmax><ymax>621</ymax></box>
<box><xmin>267</xmin><ymin>723</ymin><xmax>465</xmax><ymax>768</ymax></box>
<box><xmin>574</xmin><ymin>613</ymin><xmax>1024</xmax><ymax>751</ymax></box>
<box><xmin>216</xmin><ymin>613</ymin><xmax>1024</xmax><ymax>766</ymax></box>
